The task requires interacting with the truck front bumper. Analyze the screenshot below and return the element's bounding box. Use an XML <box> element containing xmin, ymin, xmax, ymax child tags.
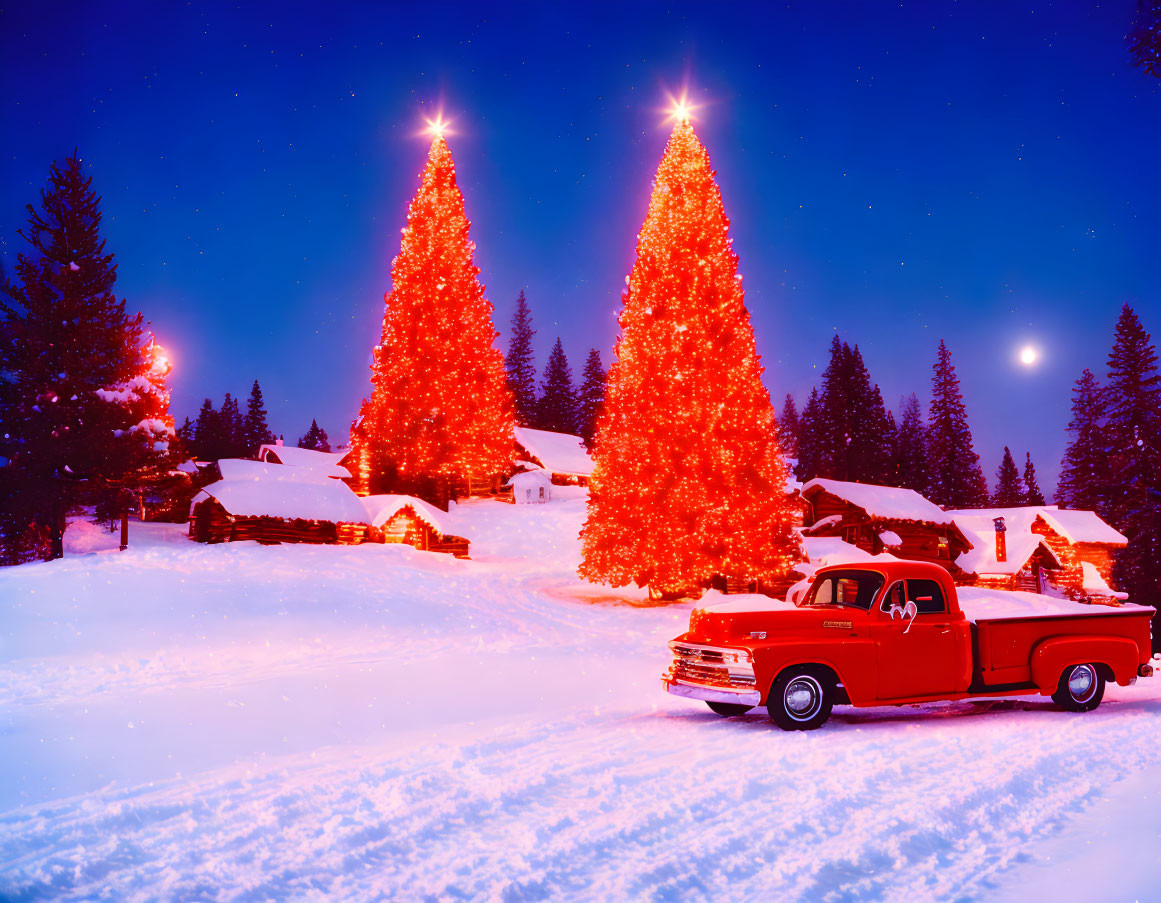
<box><xmin>664</xmin><ymin>679</ymin><xmax>762</xmax><ymax>707</ymax></box>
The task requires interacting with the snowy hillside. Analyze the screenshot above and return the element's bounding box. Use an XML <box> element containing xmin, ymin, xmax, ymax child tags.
<box><xmin>1</xmin><ymin>499</ymin><xmax>1159</xmax><ymax>900</ymax></box>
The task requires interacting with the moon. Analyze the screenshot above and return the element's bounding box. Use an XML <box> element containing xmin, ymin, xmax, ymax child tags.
<box><xmin>1019</xmin><ymin>345</ymin><xmax>1038</xmax><ymax>366</ymax></box>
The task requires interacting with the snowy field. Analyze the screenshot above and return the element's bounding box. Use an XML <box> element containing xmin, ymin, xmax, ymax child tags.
<box><xmin>1</xmin><ymin>498</ymin><xmax>1159</xmax><ymax>901</ymax></box>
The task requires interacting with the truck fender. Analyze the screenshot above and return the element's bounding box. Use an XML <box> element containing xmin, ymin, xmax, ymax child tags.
<box><xmin>754</xmin><ymin>650</ymin><xmax>867</xmax><ymax>706</ymax></box>
<box><xmin>1030</xmin><ymin>635</ymin><xmax>1140</xmax><ymax>693</ymax></box>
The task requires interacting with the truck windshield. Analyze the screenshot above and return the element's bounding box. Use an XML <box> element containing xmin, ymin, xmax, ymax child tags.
<box><xmin>805</xmin><ymin>570</ymin><xmax>885</xmax><ymax>611</ymax></box>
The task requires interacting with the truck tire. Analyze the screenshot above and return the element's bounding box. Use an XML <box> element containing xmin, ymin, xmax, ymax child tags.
<box><xmin>706</xmin><ymin>701</ymin><xmax>754</xmax><ymax>717</ymax></box>
<box><xmin>768</xmin><ymin>667</ymin><xmax>833</xmax><ymax>731</ymax></box>
<box><xmin>1051</xmin><ymin>662</ymin><xmax>1105</xmax><ymax>712</ymax></box>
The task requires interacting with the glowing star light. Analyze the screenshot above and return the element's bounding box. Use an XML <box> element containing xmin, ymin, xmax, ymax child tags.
<box><xmin>664</xmin><ymin>90</ymin><xmax>700</xmax><ymax>125</ymax></box>
<box><xmin>1019</xmin><ymin>345</ymin><xmax>1038</xmax><ymax>366</ymax></box>
<box><xmin>425</xmin><ymin>114</ymin><xmax>450</xmax><ymax>139</ymax></box>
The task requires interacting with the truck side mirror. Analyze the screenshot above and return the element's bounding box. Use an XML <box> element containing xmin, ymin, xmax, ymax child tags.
<box><xmin>902</xmin><ymin>600</ymin><xmax>918</xmax><ymax>634</ymax></box>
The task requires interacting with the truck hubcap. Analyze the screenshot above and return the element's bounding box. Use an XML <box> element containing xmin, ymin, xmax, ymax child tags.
<box><xmin>1068</xmin><ymin>664</ymin><xmax>1097</xmax><ymax>703</ymax></box>
<box><xmin>785</xmin><ymin>676</ymin><xmax>822</xmax><ymax>720</ymax></box>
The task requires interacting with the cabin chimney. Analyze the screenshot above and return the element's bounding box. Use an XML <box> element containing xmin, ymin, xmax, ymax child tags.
<box><xmin>993</xmin><ymin>516</ymin><xmax>1007</xmax><ymax>563</ymax></box>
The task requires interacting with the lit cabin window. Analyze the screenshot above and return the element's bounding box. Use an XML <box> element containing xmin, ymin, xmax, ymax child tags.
<box><xmin>539</xmin><ymin>486</ymin><xmax>545</xmax><ymax>500</ymax></box>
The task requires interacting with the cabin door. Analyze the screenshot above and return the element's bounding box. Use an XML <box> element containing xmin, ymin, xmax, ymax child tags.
<box><xmin>871</xmin><ymin>579</ymin><xmax>964</xmax><ymax>700</ymax></box>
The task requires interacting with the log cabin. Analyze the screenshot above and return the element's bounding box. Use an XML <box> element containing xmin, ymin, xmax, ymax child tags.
<box><xmin>188</xmin><ymin>459</ymin><xmax>369</xmax><ymax>545</ymax></box>
<box><xmin>949</xmin><ymin>506</ymin><xmax>1127</xmax><ymax>600</ymax></box>
<box><xmin>513</xmin><ymin>427</ymin><xmax>594</xmax><ymax>486</ymax></box>
<box><xmin>361</xmin><ymin>494</ymin><xmax>471</xmax><ymax>558</ymax></box>
<box><xmin>800</xmin><ymin>479</ymin><xmax>973</xmax><ymax>572</ymax></box>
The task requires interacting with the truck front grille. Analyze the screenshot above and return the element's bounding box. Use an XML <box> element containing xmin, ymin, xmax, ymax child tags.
<box><xmin>668</xmin><ymin>643</ymin><xmax>756</xmax><ymax>689</ymax></box>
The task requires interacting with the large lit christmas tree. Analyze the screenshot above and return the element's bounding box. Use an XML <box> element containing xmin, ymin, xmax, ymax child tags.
<box><xmin>579</xmin><ymin>110</ymin><xmax>798</xmax><ymax>599</ymax></box>
<box><xmin>352</xmin><ymin>124</ymin><xmax>513</xmax><ymax>504</ymax></box>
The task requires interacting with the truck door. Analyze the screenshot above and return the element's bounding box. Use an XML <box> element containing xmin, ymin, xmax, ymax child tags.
<box><xmin>872</xmin><ymin>579</ymin><xmax>964</xmax><ymax>700</ymax></box>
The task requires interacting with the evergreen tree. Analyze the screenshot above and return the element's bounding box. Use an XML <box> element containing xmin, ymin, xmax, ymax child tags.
<box><xmin>817</xmin><ymin>336</ymin><xmax>849</xmax><ymax>479</ymax></box>
<box><xmin>779</xmin><ymin>394</ymin><xmax>799</xmax><ymax>458</ymax></box>
<box><xmin>241</xmin><ymin>379</ymin><xmax>273</xmax><ymax>456</ymax></box>
<box><xmin>925</xmin><ymin>340</ymin><xmax>989</xmax><ymax>508</ymax></box>
<box><xmin>576</xmin><ymin>348</ymin><xmax>607</xmax><ymax>445</ymax></box>
<box><xmin>581</xmin><ymin>115</ymin><xmax>798</xmax><ymax>598</ymax></box>
<box><xmin>219</xmin><ymin>392</ymin><xmax>243</xmax><ymax>458</ymax></box>
<box><xmin>350</xmin><ymin>130</ymin><xmax>512</xmax><ymax>504</ymax></box>
<box><xmin>536</xmin><ymin>338</ymin><xmax>578</xmax><ymax>433</ymax></box>
<box><xmin>506</xmin><ymin>290</ymin><xmax>538</xmax><ymax>425</ymax></box>
<box><xmin>298</xmin><ymin>419</ymin><xmax>331</xmax><ymax>452</ymax></box>
<box><xmin>0</xmin><ymin>153</ymin><xmax>175</xmax><ymax>560</ymax></box>
<box><xmin>1056</xmin><ymin>369</ymin><xmax>1110</xmax><ymax>513</ymax></box>
<box><xmin>1023</xmin><ymin>452</ymin><xmax>1046</xmax><ymax>506</ymax></box>
<box><xmin>176</xmin><ymin>417</ymin><xmax>194</xmax><ymax>450</ymax></box>
<box><xmin>1129</xmin><ymin>0</ymin><xmax>1161</xmax><ymax>78</ymax></box>
<box><xmin>1103</xmin><ymin>304</ymin><xmax>1161</xmax><ymax>612</ymax></box>
<box><xmin>794</xmin><ymin>388</ymin><xmax>825</xmax><ymax>483</ymax></box>
<box><xmin>992</xmin><ymin>447</ymin><xmax>1024</xmax><ymax>507</ymax></box>
<box><xmin>893</xmin><ymin>393</ymin><xmax>930</xmax><ymax>493</ymax></box>
<box><xmin>191</xmin><ymin>398</ymin><xmax>222</xmax><ymax>461</ymax></box>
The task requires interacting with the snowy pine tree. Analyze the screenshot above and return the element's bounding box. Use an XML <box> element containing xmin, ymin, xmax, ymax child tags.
<box><xmin>241</xmin><ymin>380</ymin><xmax>273</xmax><ymax>456</ymax></box>
<box><xmin>0</xmin><ymin>153</ymin><xmax>175</xmax><ymax>560</ymax></box>
<box><xmin>893</xmin><ymin>393</ymin><xmax>929</xmax><ymax>493</ymax></box>
<box><xmin>219</xmin><ymin>393</ymin><xmax>243</xmax><ymax>458</ymax></box>
<box><xmin>506</xmin><ymin>290</ymin><xmax>538</xmax><ymax>426</ymax></box>
<box><xmin>1129</xmin><ymin>0</ymin><xmax>1161</xmax><ymax>78</ymax></box>
<box><xmin>794</xmin><ymin>388</ymin><xmax>825</xmax><ymax>483</ymax></box>
<box><xmin>1023</xmin><ymin>452</ymin><xmax>1046</xmax><ymax>506</ymax></box>
<box><xmin>1056</xmin><ymin>368</ymin><xmax>1110</xmax><ymax>513</ymax></box>
<box><xmin>779</xmin><ymin>394</ymin><xmax>800</xmax><ymax>458</ymax></box>
<box><xmin>298</xmin><ymin>419</ymin><xmax>331</xmax><ymax>452</ymax></box>
<box><xmin>992</xmin><ymin>447</ymin><xmax>1024</xmax><ymax>507</ymax></box>
<box><xmin>1103</xmin><ymin>304</ymin><xmax>1161</xmax><ymax>613</ymax></box>
<box><xmin>925</xmin><ymin>340</ymin><xmax>988</xmax><ymax>508</ymax></box>
<box><xmin>191</xmin><ymin>398</ymin><xmax>222</xmax><ymax>461</ymax></box>
<box><xmin>576</xmin><ymin>348</ymin><xmax>607</xmax><ymax>445</ymax></box>
<box><xmin>536</xmin><ymin>338</ymin><xmax>578</xmax><ymax>434</ymax></box>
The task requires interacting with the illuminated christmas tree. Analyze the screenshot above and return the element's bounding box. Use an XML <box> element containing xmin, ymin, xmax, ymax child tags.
<box><xmin>353</xmin><ymin>125</ymin><xmax>513</xmax><ymax>504</ymax></box>
<box><xmin>579</xmin><ymin>112</ymin><xmax>798</xmax><ymax>599</ymax></box>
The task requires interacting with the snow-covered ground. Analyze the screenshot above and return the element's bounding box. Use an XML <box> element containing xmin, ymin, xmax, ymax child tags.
<box><xmin>1</xmin><ymin>499</ymin><xmax>1159</xmax><ymax>900</ymax></box>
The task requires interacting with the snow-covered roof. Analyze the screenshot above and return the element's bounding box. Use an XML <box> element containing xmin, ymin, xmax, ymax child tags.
<box><xmin>1081</xmin><ymin>561</ymin><xmax>1129</xmax><ymax>599</ymax></box>
<box><xmin>505</xmin><ymin>469</ymin><xmax>554</xmax><ymax>487</ymax></box>
<box><xmin>258</xmin><ymin>444</ymin><xmax>352</xmax><ymax>479</ymax></box>
<box><xmin>947</xmin><ymin>506</ymin><xmax>1127</xmax><ymax>548</ymax></box>
<box><xmin>195</xmin><ymin>461</ymin><xmax>368</xmax><ymax>524</ymax></box>
<box><xmin>802</xmin><ymin>479</ymin><xmax>955</xmax><ymax>525</ymax></box>
<box><xmin>361</xmin><ymin>494</ymin><xmax>447</xmax><ymax>535</ymax></box>
<box><xmin>952</xmin><ymin>511</ymin><xmax>1064</xmax><ymax>576</ymax></box>
<box><xmin>513</xmin><ymin>427</ymin><xmax>594</xmax><ymax>477</ymax></box>
<box><xmin>793</xmin><ymin>535</ymin><xmax>900</xmax><ymax>581</ymax></box>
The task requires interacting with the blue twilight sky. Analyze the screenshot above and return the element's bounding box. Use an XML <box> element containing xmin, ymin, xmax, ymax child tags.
<box><xmin>1</xmin><ymin>1</ymin><xmax>1158</xmax><ymax>488</ymax></box>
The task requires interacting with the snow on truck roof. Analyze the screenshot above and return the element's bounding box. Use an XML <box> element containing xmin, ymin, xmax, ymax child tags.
<box><xmin>196</xmin><ymin>460</ymin><xmax>368</xmax><ymax>524</ymax></box>
<box><xmin>360</xmin><ymin>494</ymin><xmax>447</xmax><ymax>535</ymax></box>
<box><xmin>801</xmin><ymin>479</ymin><xmax>954</xmax><ymax>525</ymax></box>
<box><xmin>513</xmin><ymin>427</ymin><xmax>594</xmax><ymax>477</ymax></box>
<box><xmin>947</xmin><ymin>505</ymin><xmax>1128</xmax><ymax>547</ymax></box>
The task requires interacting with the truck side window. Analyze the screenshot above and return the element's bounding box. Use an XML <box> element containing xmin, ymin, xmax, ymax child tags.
<box><xmin>880</xmin><ymin>581</ymin><xmax>905</xmax><ymax>612</ymax></box>
<box><xmin>905</xmin><ymin>579</ymin><xmax>946</xmax><ymax>614</ymax></box>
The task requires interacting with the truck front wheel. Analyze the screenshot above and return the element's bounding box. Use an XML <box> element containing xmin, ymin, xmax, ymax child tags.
<box><xmin>768</xmin><ymin>667</ymin><xmax>833</xmax><ymax>731</ymax></box>
<box><xmin>1051</xmin><ymin>662</ymin><xmax>1105</xmax><ymax>712</ymax></box>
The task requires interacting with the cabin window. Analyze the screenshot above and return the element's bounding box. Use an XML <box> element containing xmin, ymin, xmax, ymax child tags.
<box><xmin>936</xmin><ymin>536</ymin><xmax>949</xmax><ymax>559</ymax></box>
<box><xmin>539</xmin><ymin>486</ymin><xmax>545</xmax><ymax>500</ymax></box>
<box><xmin>905</xmin><ymin>579</ymin><xmax>946</xmax><ymax>614</ymax></box>
<box><xmin>525</xmin><ymin>489</ymin><xmax>532</xmax><ymax>502</ymax></box>
<box><xmin>842</xmin><ymin>525</ymin><xmax>860</xmax><ymax>545</ymax></box>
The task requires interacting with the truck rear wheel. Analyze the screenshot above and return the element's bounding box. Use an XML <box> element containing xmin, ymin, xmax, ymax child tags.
<box><xmin>768</xmin><ymin>667</ymin><xmax>833</xmax><ymax>731</ymax></box>
<box><xmin>1051</xmin><ymin>662</ymin><xmax>1105</xmax><ymax>712</ymax></box>
<box><xmin>706</xmin><ymin>701</ymin><xmax>753</xmax><ymax>717</ymax></box>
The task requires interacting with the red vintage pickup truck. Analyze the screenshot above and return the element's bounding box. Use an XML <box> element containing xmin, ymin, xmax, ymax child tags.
<box><xmin>663</xmin><ymin>560</ymin><xmax>1155</xmax><ymax>730</ymax></box>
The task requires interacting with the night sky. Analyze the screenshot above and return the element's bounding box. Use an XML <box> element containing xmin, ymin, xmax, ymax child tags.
<box><xmin>2</xmin><ymin>1</ymin><xmax>1158</xmax><ymax>488</ymax></box>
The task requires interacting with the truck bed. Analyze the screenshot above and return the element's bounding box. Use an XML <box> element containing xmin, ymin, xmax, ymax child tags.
<box><xmin>961</xmin><ymin>588</ymin><xmax>1155</xmax><ymax>689</ymax></box>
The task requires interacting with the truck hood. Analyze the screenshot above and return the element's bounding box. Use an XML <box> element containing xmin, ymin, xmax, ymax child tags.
<box><xmin>688</xmin><ymin>603</ymin><xmax>861</xmax><ymax>645</ymax></box>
